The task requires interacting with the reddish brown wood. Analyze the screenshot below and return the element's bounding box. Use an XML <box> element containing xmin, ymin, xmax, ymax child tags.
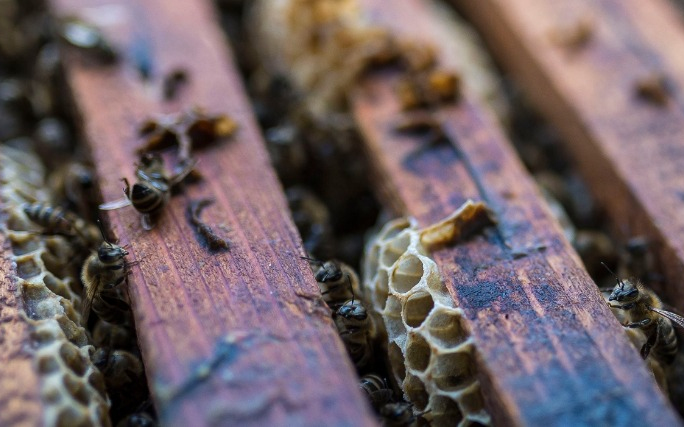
<box><xmin>449</xmin><ymin>0</ymin><xmax>684</xmax><ymax>313</ymax></box>
<box><xmin>48</xmin><ymin>0</ymin><xmax>376</xmax><ymax>425</ymax></box>
<box><xmin>351</xmin><ymin>0</ymin><xmax>682</xmax><ymax>425</ymax></box>
<box><xmin>0</xmin><ymin>216</ymin><xmax>43</xmax><ymax>427</ymax></box>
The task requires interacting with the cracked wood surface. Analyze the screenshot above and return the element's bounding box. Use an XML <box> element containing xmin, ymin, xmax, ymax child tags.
<box><xmin>49</xmin><ymin>0</ymin><xmax>376</xmax><ymax>425</ymax></box>
<box><xmin>449</xmin><ymin>0</ymin><xmax>684</xmax><ymax>314</ymax></box>
<box><xmin>0</xmin><ymin>219</ymin><xmax>42</xmax><ymax>426</ymax></box>
<box><xmin>352</xmin><ymin>0</ymin><xmax>682</xmax><ymax>425</ymax></box>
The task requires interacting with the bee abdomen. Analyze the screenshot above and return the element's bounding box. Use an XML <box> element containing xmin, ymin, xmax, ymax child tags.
<box><xmin>23</xmin><ymin>202</ymin><xmax>72</xmax><ymax>232</ymax></box>
<box><xmin>130</xmin><ymin>184</ymin><xmax>164</xmax><ymax>213</ymax></box>
<box><xmin>654</xmin><ymin>321</ymin><xmax>678</xmax><ymax>365</ymax></box>
<box><xmin>359</xmin><ymin>374</ymin><xmax>385</xmax><ymax>395</ymax></box>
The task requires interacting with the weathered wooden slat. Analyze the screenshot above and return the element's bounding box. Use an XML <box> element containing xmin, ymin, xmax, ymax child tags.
<box><xmin>449</xmin><ymin>0</ymin><xmax>684</xmax><ymax>311</ymax></box>
<box><xmin>0</xmin><ymin>223</ymin><xmax>42</xmax><ymax>427</ymax></box>
<box><xmin>49</xmin><ymin>0</ymin><xmax>376</xmax><ymax>425</ymax></box>
<box><xmin>352</xmin><ymin>0</ymin><xmax>682</xmax><ymax>425</ymax></box>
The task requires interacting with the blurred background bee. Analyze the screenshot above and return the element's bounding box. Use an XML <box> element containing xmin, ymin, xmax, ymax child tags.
<box><xmin>22</xmin><ymin>201</ymin><xmax>100</xmax><ymax>253</ymax></box>
<box><xmin>48</xmin><ymin>161</ymin><xmax>96</xmax><ymax>220</ymax></box>
<box><xmin>99</xmin><ymin>153</ymin><xmax>196</xmax><ymax>230</ymax></box>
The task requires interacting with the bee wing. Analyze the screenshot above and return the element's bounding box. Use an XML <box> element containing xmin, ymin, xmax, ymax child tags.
<box><xmin>99</xmin><ymin>198</ymin><xmax>132</xmax><ymax>210</ymax></box>
<box><xmin>141</xmin><ymin>214</ymin><xmax>155</xmax><ymax>231</ymax></box>
<box><xmin>170</xmin><ymin>158</ymin><xmax>198</xmax><ymax>186</ymax></box>
<box><xmin>80</xmin><ymin>281</ymin><xmax>99</xmax><ymax>326</ymax></box>
<box><xmin>650</xmin><ymin>306</ymin><xmax>684</xmax><ymax>328</ymax></box>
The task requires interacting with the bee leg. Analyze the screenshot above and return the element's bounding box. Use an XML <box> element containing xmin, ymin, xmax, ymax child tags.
<box><xmin>122</xmin><ymin>177</ymin><xmax>131</xmax><ymax>198</ymax></box>
<box><xmin>641</xmin><ymin>324</ymin><xmax>659</xmax><ymax>359</ymax></box>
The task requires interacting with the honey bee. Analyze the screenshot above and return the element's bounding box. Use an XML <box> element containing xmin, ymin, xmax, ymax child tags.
<box><xmin>93</xmin><ymin>319</ymin><xmax>136</xmax><ymax>350</ymax></box>
<box><xmin>99</xmin><ymin>153</ymin><xmax>196</xmax><ymax>230</ymax></box>
<box><xmin>22</xmin><ymin>202</ymin><xmax>100</xmax><ymax>250</ymax></box>
<box><xmin>606</xmin><ymin>266</ymin><xmax>684</xmax><ymax>365</ymax></box>
<box><xmin>49</xmin><ymin>161</ymin><xmax>95</xmax><ymax>219</ymax></box>
<box><xmin>335</xmin><ymin>296</ymin><xmax>374</xmax><ymax>369</ymax></box>
<box><xmin>81</xmin><ymin>230</ymin><xmax>129</xmax><ymax>325</ymax></box>
<box><xmin>304</xmin><ymin>257</ymin><xmax>361</xmax><ymax>308</ymax></box>
<box><xmin>359</xmin><ymin>374</ymin><xmax>394</xmax><ymax>410</ymax></box>
<box><xmin>92</xmin><ymin>346</ymin><xmax>147</xmax><ymax>420</ymax></box>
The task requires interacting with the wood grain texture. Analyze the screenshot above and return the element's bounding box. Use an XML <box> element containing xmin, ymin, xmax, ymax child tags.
<box><xmin>0</xmin><ymin>213</ymin><xmax>43</xmax><ymax>427</ymax></box>
<box><xmin>352</xmin><ymin>0</ymin><xmax>682</xmax><ymax>425</ymax></box>
<box><xmin>449</xmin><ymin>0</ymin><xmax>684</xmax><ymax>313</ymax></box>
<box><xmin>48</xmin><ymin>0</ymin><xmax>376</xmax><ymax>425</ymax></box>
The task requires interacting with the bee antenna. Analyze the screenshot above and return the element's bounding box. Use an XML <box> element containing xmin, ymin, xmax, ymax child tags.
<box><xmin>300</xmin><ymin>255</ymin><xmax>323</xmax><ymax>265</ymax></box>
<box><xmin>601</xmin><ymin>262</ymin><xmax>625</xmax><ymax>288</ymax></box>
<box><xmin>96</xmin><ymin>219</ymin><xmax>110</xmax><ymax>243</ymax></box>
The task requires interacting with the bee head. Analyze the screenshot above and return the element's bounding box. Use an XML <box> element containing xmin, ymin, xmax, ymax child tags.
<box><xmin>608</xmin><ymin>279</ymin><xmax>639</xmax><ymax>302</ymax></box>
<box><xmin>316</xmin><ymin>261</ymin><xmax>343</xmax><ymax>282</ymax></box>
<box><xmin>98</xmin><ymin>241</ymin><xmax>128</xmax><ymax>263</ymax></box>
<box><xmin>337</xmin><ymin>300</ymin><xmax>367</xmax><ymax>320</ymax></box>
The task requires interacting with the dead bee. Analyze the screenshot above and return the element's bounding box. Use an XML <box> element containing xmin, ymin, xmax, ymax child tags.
<box><xmin>136</xmin><ymin>107</ymin><xmax>237</xmax><ymax>163</ymax></box>
<box><xmin>58</xmin><ymin>16</ymin><xmax>117</xmax><ymax>64</ymax></box>
<box><xmin>605</xmin><ymin>264</ymin><xmax>684</xmax><ymax>365</ymax></box>
<box><xmin>359</xmin><ymin>374</ymin><xmax>394</xmax><ymax>410</ymax></box>
<box><xmin>635</xmin><ymin>73</ymin><xmax>670</xmax><ymax>107</ymax></box>
<box><xmin>304</xmin><ymin>257</ymin><xmax>361</xmax><ymax>308</ymax></box>
<box><xmin>22</xmin><ymin>201</ymin><xmax>100</xmax><ymax>250</ymax></box>
<box><xmin>99</xmin><ymin>153</ymin><xmax>196</xmax><ymax>230</ymax></box>
<box><xmin>81</xmin><ymin>227</ymin><xmax>129</xmax><ymax>325</ymax></box>
<box><xmin>49</xmin><ymin>161</ymin><xmax>95</xmax><ymax>218</ymax></box>
<box><xmin>187</xmin><ymin>198</ymin><xmax>230</xmax><ymax>251</ymax></box>
<box><xmin>335</xmin><ymin>295</ymin><xmax>374</xmax><ymax>369</ymax></box>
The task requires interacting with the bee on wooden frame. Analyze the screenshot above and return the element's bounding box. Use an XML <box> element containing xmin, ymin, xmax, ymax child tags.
<box><xmin>99</xmin><ymin>153</ymin><xmax>196</xmax><ymax>230</ymax></box>
<box><xmin>604</xmin><ymin>264</ymin><xmax>684</xmax><ymax>365</ymax></box>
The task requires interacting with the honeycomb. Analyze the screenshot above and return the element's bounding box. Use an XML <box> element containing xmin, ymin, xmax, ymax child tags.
<box><xmin>362</xmin><ymin>215</ymin><xmax>491</xmax><ymax>427</ymax></box>
<box><xmin>1</xmin><ymin>145</ymin><xmax>111</xmax><ymax>427</ymax></box>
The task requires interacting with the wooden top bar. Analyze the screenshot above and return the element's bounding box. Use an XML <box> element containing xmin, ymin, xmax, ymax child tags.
<box><xmin>352</xmin><ymin>0</ymin><xmax>682</xmax><ymax>425</ymax></box>
<box><xmin>49</xmin><ymin>0</ymin><xmax>376</xmax><ymax>425</ymax></box>
<box><xmin>450</xmin><ymin>0</ymin><xmax>684</xmax><ymax>312</ymax></box>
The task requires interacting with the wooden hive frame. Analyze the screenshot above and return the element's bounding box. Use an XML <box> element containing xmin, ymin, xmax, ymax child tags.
<box><xmin>0</xmin><ymin>0</ymin><xmax>682</xmax><ymax>425</ymax></box>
